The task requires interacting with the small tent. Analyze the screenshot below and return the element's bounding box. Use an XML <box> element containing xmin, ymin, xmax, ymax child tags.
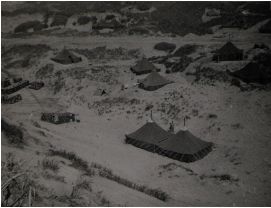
<box><xmin>92</xmin><ymin>19</ymin><xmax>123</xmax><ymax>30</ymax></box>
<box><xmin>259</xmin><ymin>20</ymin><xmax>271</xmax><ymax>33</ymax></box>
<box><xmin>130</xmin><ymin>57</ymin><xmax>160</xmax><ymax>75</ymax></box>
<box><xmin>213</xmin><ymin>42</ymin><xmax>243</xmax><ymax>61</ymax></box>
<box><xmin>231</xmin><ymin>62</ymin><xmax>271</xmax><ymax>84</ymax></box>
<box><xmin>94</xmin><ymin>89</ymin><xmax>106</xmax><ymax>96</ymax></box>
<box><xmin>51</xmin><ymin>49</ymin><xmax>82</xmax><ymax>65</ymax></box>
<box><xmin>139</xmin><ymin>69</ymin><xmax>172</xmax><ymax>91</ymax></box>
<box><xmin>157</xmin><ymin>130</ymin><xmax>213</xmax><ymax>163</ymax></box>
<box><xmin>125</xmin><ymin>120</ymin><xmax>172</xmax><ymax>153</ymax></box>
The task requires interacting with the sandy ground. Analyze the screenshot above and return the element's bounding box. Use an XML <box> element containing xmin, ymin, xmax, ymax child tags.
<box><xmin>2</xmin><ymin>22</ymin><xmax>271</xmax><ymax>206</ymax></box>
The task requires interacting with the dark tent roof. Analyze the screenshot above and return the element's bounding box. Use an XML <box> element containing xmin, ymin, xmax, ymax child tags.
<box><xmin>52</xmin><ymin>49</ymin><xmax>82</xmax><ymax>64</ymax></box>
<box><xmin>158</xmin><ymin>130</ymin><xmax>213</xmax><ymax>155</ymax></box>
<box><xmin>131</xmin><ymin>57</ymin><xmax>157</xmax><ymax>74</ymax></box>
<box><xmin>94</xmin><ymin>89</ymin><xmax>106</xmax><ymax>96</ymax></box>
<box><xmin>140</xmin><ymin>69</ymin><xmax>171</xmax><ymax>90</ymax></box>
<box><xmin>214</xmin><ymin>42</ymin><xmax>243</xmax><ymax>56</ymax></box>
<box><xmin>92</xmin><ymin>19</ymin><xmax>123</xmax><ymax>29</ymax></box>
<box><xmin>126</xmin><ymin>121</ymin><xmax>172</xmax><ymax>145</ymax></box>
<box><xmin>231</xmin><ymin>62</ymin><xmax>271</xmax><ymax>84</ymax></box>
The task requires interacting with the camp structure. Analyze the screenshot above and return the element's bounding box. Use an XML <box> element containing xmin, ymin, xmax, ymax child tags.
<box><xmin>213</xmin><ymin>42</ymin><xmax>243</xmax><ymax>61</ymax></box>
<box><xmin>1</xmin><ymin>94</ymin><xmax>22</xmax><ymax>104</ymax></box>
<box><xmin>94</xmin><ymin>89</ymin><xmax>106</xmax><ymax>96</ymax></box>
<box><xmin>157</xmin><ymin>130</ymin><xmax>213</xmax><ymax>163</ymax></box>
<box><xmin>13</xmin><ymin>78</ymin><xmax>22</xmax><ymax>83</ymax></box>
<box><xmin>139</xmin><ymin>69</ymin><xmax>172</xmax><ymax>91</ymax></box>
<box><xmin>41</xmin><ymin>112</ymin><xmax>75</xmax><ymax>125</ymax></box>
<box><xmin>130</xmin><ymin>57</ymin><xmax>160</xmax><ymax>75</ymax></box>
<box><xmin>125</xmin><ymin>120</ymin><xmax>172</xmax><ymax>153</ymax></box>
<box><xmin>28</xmin><ymin>81</ymin><xmax>45</xmax><ymax>90</ymax></box>
<box><xmin>92</xmin><ymin>19</ymin><xmax>123</xmax><ymax>30</ymax></box>
<box><xmin>1</xmin><ymin>79</ymin><xmax>11</xmax><ymax>88</ymax></box>
<box><xmin>230</xmin><ymin>62</ymin><xmax>271</xmax><ymax>84</ymax></box>
<box><xmin>51</xmin><ymin>49</ymin><xmax>82</xmax><ymax>65</ymax></box>
<box><xmin>1</xmin><ymin>80</ymin><xmax>29</xmax><ymax>95</ymax></box>
<box><xmin>259</xmin><ymin>20</ymin><xmax>271</xmax><ymax>33</ymax></box>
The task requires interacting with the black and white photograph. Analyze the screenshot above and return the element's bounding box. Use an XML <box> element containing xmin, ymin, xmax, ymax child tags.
<box><xmin>1</xmin><ymin>1</ymin><xmax>271</xmax><ymax>206</ymax></box>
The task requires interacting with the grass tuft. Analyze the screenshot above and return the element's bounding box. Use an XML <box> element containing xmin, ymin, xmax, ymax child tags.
<box><xmin>1</xmin><ymin>119</ymin><xmax>25</xmax><ymax>148</ymax></box>
<box><xmin>48</xmin><ymin>149</ymin><xmax>94</xmax><ymax>176</ymax></box>
<box><xmin>42</xmin><ymin>158</ymin><xmax>60</xmax><ymax>172</ymax></box>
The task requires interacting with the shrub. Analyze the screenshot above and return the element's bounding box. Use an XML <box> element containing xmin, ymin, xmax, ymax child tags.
<box><xmin>48</xmin><ymin>149</ymin><xmax>94</xmax><ymax>175</ymax></box>
<box><xmin>33</xmin><ymin>23</ymin><xmax>48</xmax><ymax>31</ymax></box>
<box><xmin>165</xmin><ymin>69</ymin><xmax>171</xmax><ymax>74</ymax></box>
<box><xmin>207</xmin><ymin>114</ymin><xmax>217</xmax><ymax>119</ymax></box>
<box><xmin>77</xmin><ymin>16</ymin><xmax>91</xmax><ymax>25</ymax></box>
<box><xmin>170</xmin><ymin>57</ymin><xmax>193</xmax><ymax>72</ymax></box>
<box><xmin>173</xmin><ymin>44</ymin><xmax>200</xmax><ymax>57</ymax></box>
<box><xmin>71</xmin><ymin>178</ymin><xmax>92</xmax><ymax>196</ymax></box>
<box><xmin>35</xmin><ymin>64</ymin><xmax>54</xmax><ymax>79</ymax></box>
<box><xmin>230</xmin><ymin>78</ymin><xmax>241</xmax><ymax>88</ymax></box>
<box><xmin>105</xmin><ymin>15</ymin><xmax>115</xmax><ymax>20</ymax></box>
<box><xmin>192</xmin><ymin>109</ymin><xmax>199</xmax><ymax>116</ymax></box>
<box><xmin>231</xmin><ymin>123</ymin><xmax>244</xmax><ymax>130</ymax></box>
<box><xmin>128</xmin><ymin>27</ymin><xmax>149</xmax><ymax>35</ymax></box>
<box><xmin>14</xmin><ymin>21</ymin><xmax>40</xmax><ymax>33</ymax></box>
<box><xmin>1</xmin><ymin>119</ymin><xmax>25</xmax><ymax>148</ymax></box>
<box><xmin>154</xmin><ymin>42</ymin><xmax>176</xmax><ymax>53</ymax></box>
<box><xmin>42</xmin><ymin>158</ymin><xmax>60</xmax><ymax>172</ymax></box>
<box><xmin>50</xmin><ymin>14</ymin><xmax>69</xmax><ymax>27</ymax></box>
<box><xmin>145</xmin><ymin>104</ymin><xmax>154</xmax><ymax>111</ymax></box>
<box><xmin>90</xmin><ymin>16</ymin><xmax>97</xmax><ymax>21</ymax></box>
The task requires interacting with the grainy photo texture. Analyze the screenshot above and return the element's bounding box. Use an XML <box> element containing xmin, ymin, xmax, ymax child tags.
<box><xmin>1</xmin><ymin>1</ymin><xmax>271</xmax><ymax>207</ymax></box>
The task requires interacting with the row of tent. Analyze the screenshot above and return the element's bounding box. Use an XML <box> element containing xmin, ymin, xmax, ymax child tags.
<box><xmin>50</xmin><ymin>41</ymin><xmax>269</xmax><ymax>87</ymax></box>
<box><xmin>51</xmin><ymin>41</ymin><xmax>245</xmax><ymax>66</ymax></box>
<box><xmin>126</xmin><ymin>120</ymin><xmax>213</xmax><ymax>163</ymax></box>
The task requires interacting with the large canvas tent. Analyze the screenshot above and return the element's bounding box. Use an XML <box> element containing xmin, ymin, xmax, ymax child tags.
<box><xmin>51</xmin><ymin>49</ymin><xmax>82</xmax><ymax>65</ymax></box>
<box><xmin>130</xmin><ymin>57</ymin><xmax>160</xmax><ymax>75</ymax></box>
<box><xmin>157</xmin><ymin>130</ymin><xmax>213</xmax><ymax>163</ymax></box>
<box><xmin>126</xmin><ymin>121</ymin><xmax>213</xmax><ymax>163</ymax></box>
<box><xmin>92</xmin><ymin>19</ymin><xmax>123</xmax><ymax>30</ymax></box>
<box><xmin>230</xmin><ymin>62</ymin><xmax>271</xmax><ymax>84</ymax></box>
<box><xmin>213</xmin><ymin>42</ymin><xmax>243</xmax><ymax>61</ymax></box>
<box><xmin>125</xmin><ymin>121</ymin><xmax>172</xmax><ymax>153</ymax></box>
<box><xmin>259</xmin><ymin>20</ymin><xmax>271</xmax><ymax>33</ymax></box>
<box><xmin>139</xmin><ymin>69</ymin><xmax>172</xmax><ymax>91</ymax></box>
